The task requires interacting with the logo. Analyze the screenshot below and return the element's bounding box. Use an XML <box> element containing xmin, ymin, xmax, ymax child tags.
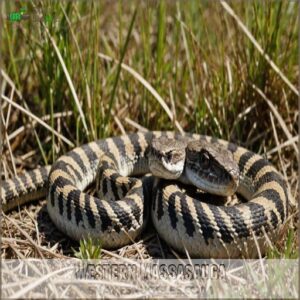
<box><xmin>6</xmin><ymin>6</ymin><xmax>57</xmax><ymax>25</ymax></box>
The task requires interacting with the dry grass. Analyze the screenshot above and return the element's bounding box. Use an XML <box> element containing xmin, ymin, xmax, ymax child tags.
<box><xmin>0</xmin><ymin>1</ymin><xmax>299</xmax><ymax>297</ymax></box>
<box><xmin>2</xmin><ymin>258</ymin><xmax>298</xmax><ymax>298</ymax></box>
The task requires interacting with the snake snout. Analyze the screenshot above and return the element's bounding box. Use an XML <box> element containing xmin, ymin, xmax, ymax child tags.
<box><xmin>149</xmin><ymin>137</ymin><xmax>186</xmax><ymax>180</ymax></box>
<box><xmin>149</xmin><ymin>158</ymin><xmax>184</xmax><ymax>179</ymax></box>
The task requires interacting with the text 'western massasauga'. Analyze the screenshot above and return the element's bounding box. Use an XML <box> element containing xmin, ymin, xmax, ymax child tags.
<box><xmin>1</xmin><ymin>131</ymin><xmax>291</xmax><ymax>258</ymax></box>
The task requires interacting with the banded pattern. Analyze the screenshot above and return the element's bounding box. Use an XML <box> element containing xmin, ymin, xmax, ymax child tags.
<box><xmin>151</xmin><ymin>135</ymin><xmax>290</xmax><ymax>258</ymax></box>
<box><xmin>1</xmin><ymin>166</ymin><xmax>51</xmax><ymax>212</ymax></box>
<box><xmin>1</xmin><ymin>132</ymin><xmax>291</xmax><ymax>258</ymax></box>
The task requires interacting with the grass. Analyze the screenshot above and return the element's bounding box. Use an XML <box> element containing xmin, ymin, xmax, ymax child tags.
<box><xmin>267</xmin><ymin>229</ymin><xmax>298</xmax><ymax>259</ymax></box>
<box><xmin>72</xmin><ymin>237</ymin><xmax>102</xmax><ymax>260</ymax></box>
<box><xmin>1</xmin><ymin>1</ymin><xmax>299</xmax><ymax>296</ymax></box>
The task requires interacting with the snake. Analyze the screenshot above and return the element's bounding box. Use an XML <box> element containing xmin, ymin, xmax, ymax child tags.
<box><xmin>1</xmin><ymin>131</ymin><xmax>291</xmax><ymax>258</ymax></box>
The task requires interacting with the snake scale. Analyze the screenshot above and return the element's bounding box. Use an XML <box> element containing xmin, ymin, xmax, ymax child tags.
<box><xmin>1</xmin><ymin>131</ymin><xmax>291</xmax><ymax>258</ymax></box>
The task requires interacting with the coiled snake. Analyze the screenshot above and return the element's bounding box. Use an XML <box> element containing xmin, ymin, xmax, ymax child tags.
<box><xmin>1</xmin><ymin>131</ymin><xmax>291</xmax><ymax>258</ymax></box>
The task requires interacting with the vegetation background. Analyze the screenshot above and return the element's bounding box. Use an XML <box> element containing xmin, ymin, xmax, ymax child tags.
<box><xmin>1</xmin><ymin>0</ymin><xmax>298</xmax><ymax>261</ymax></box>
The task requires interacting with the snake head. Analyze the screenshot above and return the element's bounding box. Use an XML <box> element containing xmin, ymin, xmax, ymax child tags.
<box><xmin>149</xmin><ymin>136</ymin><xmax>187</xmax><ymax>179</ymax></box>
<box><xmin>185</xmin><ymin>140</ymin><xmax>240</xmax><ymax>196</ymax></box>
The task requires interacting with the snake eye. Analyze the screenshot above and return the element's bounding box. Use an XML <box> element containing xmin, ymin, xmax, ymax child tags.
<box><xmin>199</xmin><ymin>151</ymin><xmax>210</xmax><ymax>168</ymax></box>
<box><xmin>165</xmin><ymin>151</ymin><xmax>172</xmax><ymax>161</ymax></box>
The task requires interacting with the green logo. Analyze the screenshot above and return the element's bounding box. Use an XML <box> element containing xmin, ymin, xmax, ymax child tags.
<box><xmin>7</xmin><ymin>7</ymin><xmax>55</xmax><ymax>25</ymax></box>
<box><xmin>8</xmin><ymin>7</ymin><xmax>26</xmax><ymax>22</ymax></box>
<box><xmin>9</xmin><ymin>12</ymin><xmax>21</xmax><ymax>21</ymax></box>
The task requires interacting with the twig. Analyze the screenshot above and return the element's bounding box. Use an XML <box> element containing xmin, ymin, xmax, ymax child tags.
<box><xmin>251</xmin><ymin>84</ymin><xmax>298</xmax><ymax>157</ymax></box>
<box><xmin>124</xmin><ymin>117</ymin><xmax>148</xmax><ymax>132</ymax></box>
<box><xmin>1</xmin><ymin>96</ymin><xmax>74</xmax><ymax>147</ymax></box>
<box><xmin>8</xmin><ymin>111</ymin><xmax>73</xmax><ymax>141</ymax></box>
<box><xmin>266</xmin><ymin>136</ymin><xmax>298</xmax><ymax>156</ymax></box>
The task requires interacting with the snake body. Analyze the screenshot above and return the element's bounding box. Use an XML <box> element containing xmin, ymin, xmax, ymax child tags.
<box><xmin>1</xmin><ymin>131</ymin><xmax>290</xmax><ymax>258</ymax></box>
